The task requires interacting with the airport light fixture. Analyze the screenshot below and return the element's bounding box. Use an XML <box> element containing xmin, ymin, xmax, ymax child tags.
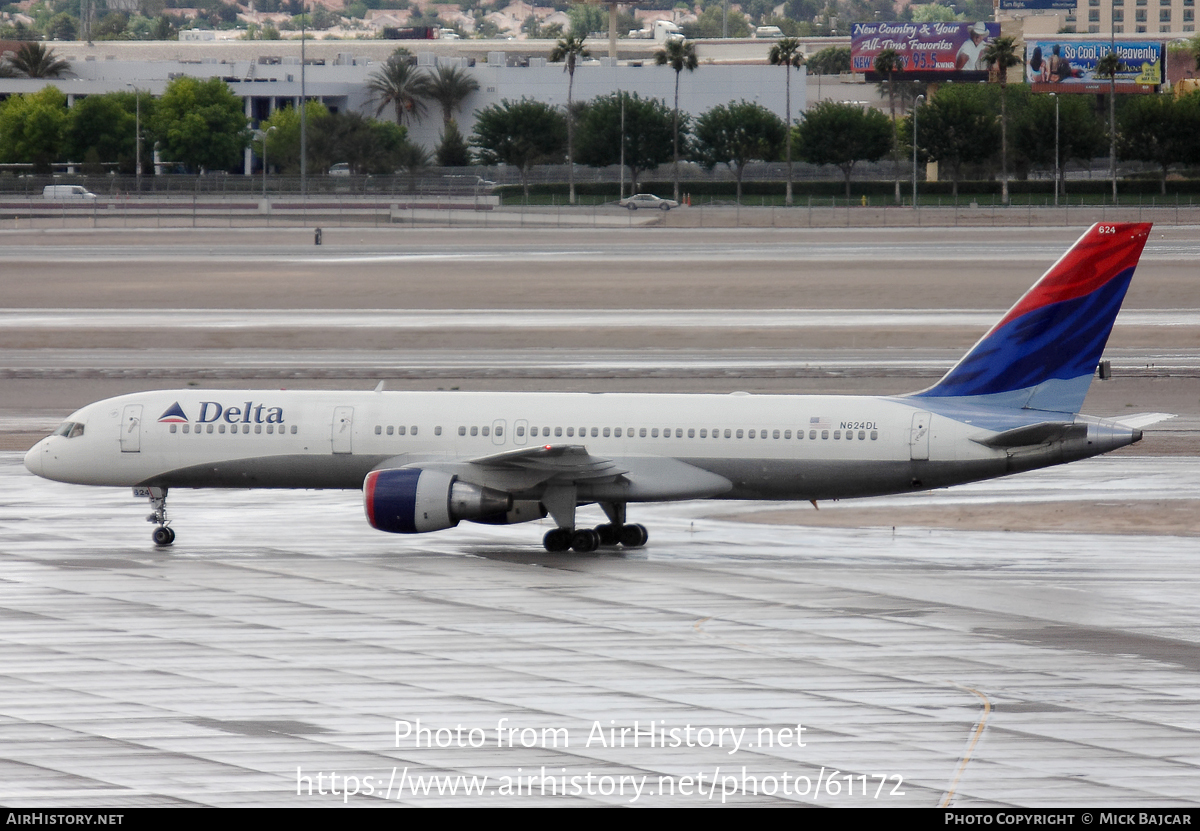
<box><xmin>1050</xmin><ymin>92</ymin><xmax>1059</xmax><ymax>207</ymax></box>
<box><xmin>125</xmin><ymin>83</ymin><xmax>141</xmax><ymax>190</ymax></box>
<box><xmin>300</xmin><ymin>1</ymin><xmax>307</xmax><ymax>200</ymax></box>
<box><xmin>911</xmin><ymin>94</ymin><xmax>924</xmax><ymax>209</ymax></box>
<box><xmin>262</xmin><ymin>125</ymin><xmax>277</xmax><ymax>199</ymax></box>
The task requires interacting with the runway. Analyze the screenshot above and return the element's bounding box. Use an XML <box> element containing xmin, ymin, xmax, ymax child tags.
<box><xmin>3</xmin><ymin>226</ymin><xmax>1198</xmax><ymax>807</ymax></box>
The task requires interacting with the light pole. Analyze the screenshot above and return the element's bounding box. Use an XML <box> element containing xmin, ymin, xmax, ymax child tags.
<box><xmin>1050</xmin><ymin>92</ymin><xmax>1059</xmax><ymax>207</ymax></box>
<box><xmin>262</xmin><ymin>125</ymin><xmax>276</xmax><ymax>199</ymax></box>
<box><xmin>126</xmin><ymin>83</ymin><xmax>141</xmax><ymax>191</ymax></box>
<box><xmin>912</xmin><ymin>94</ymin><xmax>924</xmax><ymax>209</ymax></box>
<box><xmin>300</xmin><ymin>1</ymin><xmax>307</xmax><ymax>200</ymax></box>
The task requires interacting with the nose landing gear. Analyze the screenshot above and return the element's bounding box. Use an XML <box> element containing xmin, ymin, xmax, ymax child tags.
<box><xmin>135</xmin><ymin>486</ymin><xmax>175</xmax><ymax>546</ymax></box>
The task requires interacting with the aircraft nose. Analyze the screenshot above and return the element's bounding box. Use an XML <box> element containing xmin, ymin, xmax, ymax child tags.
<box><xmin>24</xmin><ymin>441</ymin><xmax>44</xmax><ymax>477</ymax></box>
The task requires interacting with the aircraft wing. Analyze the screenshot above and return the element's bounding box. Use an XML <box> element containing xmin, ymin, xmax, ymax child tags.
<box><xmin>467</xmin><ymin>444</ymin><xmax>731</xmax><ymax>499</ymax></box>
<box><xmin>383</xmin><ymin>443</ymin><xmax>731</xmax><ymax>502</ymax></box>
<box><xmin>469</xmin><ymin>443</ymin><xmax>627</xmax><ymax>481</ymax></box>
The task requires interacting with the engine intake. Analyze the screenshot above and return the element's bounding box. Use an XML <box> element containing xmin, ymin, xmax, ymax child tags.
<box><xmin>364</xmin><ymin>468</ymin><xmax>511</xmax><ymax>533</ymax></box>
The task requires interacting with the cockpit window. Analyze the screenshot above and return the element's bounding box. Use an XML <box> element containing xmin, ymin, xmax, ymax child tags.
<box><xmin>52</xmin><ymin>422</ymin><xmax>85</xmax><ymax>438</ymax></box>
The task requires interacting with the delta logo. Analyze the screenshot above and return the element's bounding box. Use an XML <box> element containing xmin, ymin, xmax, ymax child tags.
<box><xmin>158</xmin><ymin>402</ymin><xmax>189</xmax><ymax>423</ymax></box>
<box><xmin>159</xmin><ymin>400</ymin><xmax>285</xmax><ymax>425</ymax></box>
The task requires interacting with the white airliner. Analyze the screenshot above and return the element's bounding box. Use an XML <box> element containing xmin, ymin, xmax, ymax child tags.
<box><xmin>25</xmin><ymin>223</ymin><xmax>1165</xmax><ymax>552</ymax></box>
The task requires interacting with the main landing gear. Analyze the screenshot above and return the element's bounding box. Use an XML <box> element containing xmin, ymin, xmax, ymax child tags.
<box><xmin>541</xmin><ymin>502</ymin><xmax>648</xmax><ymax>553</ymax></box>
<box><xmin>542</xmin><ymin>523</ymin><xmax>648</xmax><ymax>553</ymax></box>
<box><xmin>138</xmin><ymin>486</ymin><xmax>175</xmax><ymax>546</ymax></box>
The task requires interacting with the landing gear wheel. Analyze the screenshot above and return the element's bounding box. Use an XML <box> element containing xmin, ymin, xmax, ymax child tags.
<box><xmin>153</xmin><ymin>526</ymin><xmax>174</xmax><ymax>546</ymax></box>
<box><xmin>595</xmin><ymin>523</ymin><xmax>619</xmax><ymax>546</ymax></box>
<box><xmin>619</xmin><ymin>523</ymin><xmax>648</xmax><ymax>548</ymax></box>
<box><xmin>543</xmin><ymin>528</ymin><xmax>571</xmax><ymax>552</ymax></box>
<box><xmin>570</xmin><ymin>529</ymin><xmax>600</xmax><ymax>553</ymax></box>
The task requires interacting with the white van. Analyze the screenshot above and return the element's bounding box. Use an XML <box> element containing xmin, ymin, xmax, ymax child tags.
<box><xmin>43</xmin><ymin>185</ymin><xmax>97</xmax><ymax>200</ymax></box>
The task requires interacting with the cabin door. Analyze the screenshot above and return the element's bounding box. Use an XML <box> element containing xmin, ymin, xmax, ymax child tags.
<box><xmin>120</xmin><ymin>405</ymin><xmax>142</xmax><ymax>453</ymax></box>
<box><xmin>909</xmin><ymin>411</ymin><xmax>931</xmax><ymax>461</ymax></box>
<box><xmin>332</xmin><ymin>407</ymin><xmax>354</xmax><ymax>454</ymax></box>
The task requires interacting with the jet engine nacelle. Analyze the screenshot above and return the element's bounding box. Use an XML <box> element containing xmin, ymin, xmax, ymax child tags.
<box><xmin>364</xmin><ymin>468</ymin><xmax>512</xmax><ymax>533</ymax></box>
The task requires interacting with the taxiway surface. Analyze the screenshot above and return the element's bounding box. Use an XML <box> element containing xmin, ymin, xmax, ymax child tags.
<box><xmin>2</xmin><ymin>225</ymin><xmax>1197</xmax><ymax>806</ymax></box>
<box><xmin>1</xmin><ymin>454</ymin><xmax>1199</xmax><ymax>807</ymax></box>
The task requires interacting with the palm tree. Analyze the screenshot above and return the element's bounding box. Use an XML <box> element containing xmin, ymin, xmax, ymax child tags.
<box><xmin>1096</xmin><ymin>50</ymin><xmax>1124</xmax><ymax>202</ymax></box>
<box><xmin>768</xmin><ymin>38</ymin><xmax>804</xmax><ymax>206</ymax></box>
<box><xmin>367</xmin><ymin>56</ymin><xmax>429</xmax><ymax>127</ymax></box>
<box><xmin>982</xmin><ymin>36</ymin><xmax>1021</xmax><ymax>205</ymax></box>
<box><xmin>426</xmin><ymin>65</ymin><xmax>480</xmax><ymax>127</ymax></box>
<box><xmin>9</xmin><ymin>42</ymin><xmax>71</xmax><ymax>79</ymax></box>
<box><xmin>655</xmin><ymin>38</ymin><xmax>698</xmax><ymax>203</ymax></box>
<box><xmin>874</xmin><ymin>48</ymin><xmax>903</xmax><ymax>205</ymax></box>
<box><xmin>549</xmin><ymin>34</ymin><xmax>588</xmax><ymax>205</ymax></box>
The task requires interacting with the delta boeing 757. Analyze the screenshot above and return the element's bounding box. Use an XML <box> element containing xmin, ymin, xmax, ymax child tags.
<box><xmin>24</xmin><ymin>223</ymin><xmax>1164</xmax><ymax>552</ymax></box>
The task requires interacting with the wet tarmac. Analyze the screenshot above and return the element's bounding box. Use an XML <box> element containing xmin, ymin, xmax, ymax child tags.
<box><xmin>1</xmin><ymin>452</ymin><xmax>1197</xmax><ymax>807</ymax></box>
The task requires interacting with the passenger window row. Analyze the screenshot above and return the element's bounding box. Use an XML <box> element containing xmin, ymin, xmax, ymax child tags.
<box><xmin>506</xmin><ymin>425</ymin><xmax>880</xmax><ymax>441</ymax></box>
<box><xmin>169</xmin><ymin>423</ymin><xmax>296</xmax><ymax>435</ymax></box>
<box><xmin>374</xmin><ymin>425</ymin><xmax>419</xmax><ymax>436</ymax></box>
<box><xmin>458</xmin><ymin>425</ymin><xmax>504</xmax><ymax>437</ymax></box>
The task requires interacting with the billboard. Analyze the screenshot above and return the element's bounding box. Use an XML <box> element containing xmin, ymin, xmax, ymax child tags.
<box><xmin>999</xmin><ymin>0</ymin><xmax>1075</xmax><ymax>9</ymax></box>
<box><xmin>851</xmin><ymin>21</ymin><xmax>1002</xmax><ymax>82</ymax></box>
<box><xmin>1026</xmin><ymin>41</ymin><xmax>1163</xmax><ymax>93</ymax></box>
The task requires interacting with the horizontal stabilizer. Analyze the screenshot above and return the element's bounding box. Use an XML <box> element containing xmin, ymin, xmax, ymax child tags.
<box><xmin>1112</xmin><ymin>412</ymin><xmax>1176</xmax><ymax>429</ymax></box>
<box><xmin>972</xmin><ymin>421</ymin><xmax>1086</xmax><ymax>449</ymax></box>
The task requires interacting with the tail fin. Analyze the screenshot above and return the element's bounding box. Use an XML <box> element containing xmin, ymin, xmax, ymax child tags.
<box><xmin>912</xmin><ymin>222</ymin><xmax>1152</xmax><ymax>413</ymax></box>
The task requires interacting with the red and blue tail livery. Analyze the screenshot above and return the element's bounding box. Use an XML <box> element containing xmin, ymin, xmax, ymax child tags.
<box><xmin>913</xmin><ymin>223</ymin><xmax>1152</xmax><ymax>413</ymax></box>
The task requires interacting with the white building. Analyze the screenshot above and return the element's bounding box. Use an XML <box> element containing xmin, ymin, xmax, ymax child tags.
<box><xmin>0</xmin><ymin>46</ymin><xmax>806</xmax><ymax>173</ymax></box>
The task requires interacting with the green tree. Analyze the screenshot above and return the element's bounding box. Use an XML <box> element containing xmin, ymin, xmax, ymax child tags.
<box><xmin>436</xmin><ymin>120</ymin><xmax>471</xmax><ymax>167</ymax></box>
<box><xmin>64</xmin><ymin>92</ymin><xmax>144</xmax><ymax>175</ymax></box>
<box><xmin>693</xmin><ymin>101</ymin><xmax>786</xmax><ymax>202</ymax></box>
<box><xmin>45</xmin><ymin>13</ymin><xmax>78</xmax><ymax>40</ymax></box>
<box><xmin>982</xmin><ymin>35</ymin><xmax>1021</xmax><ymax>204</ymax></box>
<box><xmin>1096</xmin><ymin>50</ymin><xmax>1123</xmax><ymax>200</ymax></box>
<box><xmin>769</xmin><ymin>37</ymin><xmax>804</xmax><ymax>205</ymax></box>
<box><xmin>796</xmin><ymin>101</ymin><xmax>892</xmax><ymax>198</ymax></box>
<box><xmin>1117</xmin><ymin>92</ymin><xmax>1200</xmax><ymax>194</ymax></box>
<box><xmin>308</xmin><ymin>111</ymin><xmax>409</xmax><ymax>175</ymax></box>
<box><xmin>471</xmin><ymin>99</ymin><xmax>567</xmax><ymax>197</ymax></box>
<box><xmin>425</xmin><ymin>64</ymin><xmax>480</xmax><ymax>127</ymax></box>
<box><xmin>152</xmin><ymin>15</ymin><xmax>180</xmax><ymax>39</ymax></box>
<box><xmin>874</xmin><ymin>47</ymin><xmax>903</xmax><ymax>204</ymax></box>
<box><xmin>807</xmin><ymin>45</ymin><xmax>851</xmax><ymax>75</ymax></box>
<box><xmin>1015</xmin><ymin>93</ymin><xmax>1103</xmax><ymax>195</ymax></box>
<box><xmin>151</xmin><ymin>76</ymin><xmax>250</xmax><ymax>173</ymax></box>
<box><xmin>911</xmin><ymin>3</ymin><xmax>958</xmax><ymax>22</ymax></box>
<box><xmin>576</xmin><ymin>92</ymin><xmax>675</xmax><ymax>193</ymax></box>
<box><xmin>0</xmin><ymin>86</ymin><xmax>69</xmax><ymax>172</ymax></box>
<box><xmin>655</xmin><ymin>38</ymin><xmax>698</xmax><ymax>202</ymax></box>
<box><xmin>549</xmin><ymin>33</ymin><xmax>588</xmax><ymax>204</ymax></box>
<box><xmin>567</xmin><ymin>3</ymin><xmax>605</xmax><ymax>35</ymax></box>
<box><xmin>94</xmin><ymin>10</ymin><xmax>128</xmax><ymax>39</ymax></box>
<box><xmin>367</xmin><ymin>55</ymin><xmax>430</xmax><ymax>126</ymax></box>
<box><xmin>9</xmin><ymin>42</ymin><xmax>71</xmax><ymax>78</ymax></box>
<box><xmin>909</xmin><ymin>84</ymin><xmax>998</xmax><ymax>197</ymax></box>
<box><xmin>682</xmin><ymin>6</ymin><xmax>750</xmax><ymax>38</ymax></box>
<box><xmin>253</xmin><ymin>102</ymin><xmax>330</xmax><ymax>174</ymax></box>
